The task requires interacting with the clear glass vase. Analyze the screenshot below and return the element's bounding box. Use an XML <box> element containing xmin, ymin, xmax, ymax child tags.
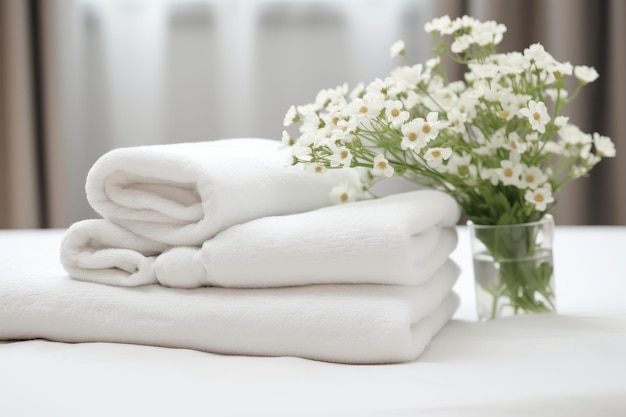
<box><xmin>467</xmin><ymin>215</ymin><xmax>556</xmax><ymax>321</ymax></box>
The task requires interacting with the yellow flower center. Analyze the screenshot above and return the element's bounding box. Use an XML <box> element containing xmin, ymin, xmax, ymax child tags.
<box><xmin>359</xmin><ymin>105</ymin><xmax>368</xmax><ymax>113</ymax></box>
<box><xmin>504</xmin><ymin>168</ymin><xmax>513</xmax><ymax>177</ymax></box>
<box><xmin>431</xmin><ymin>150</ymin><xmax>441</xmax><ymax>158</ymax></box>
<box><xmin>391</xmin><ymin>108</ymin><xmax>400</xmax><ymax>117</ymax></box>
<box><xmin>533</xmin><ymin>112</ymin><xmax>541</xmax><ymax>121</ymax></box>
<box><xmin>340</xmin><ymin>193</ymin><xmax>349</xmax><ymax>203</ymax></box>
<box><xmin>315</xmin><ymin>165</ymin><xmax>324</xmax><ymax>173</ymax></box>
<box><xmin>526</xmin><ymin>174</ymin><xmax>535</xmax><ymax>183</ymax></box>
<box><xmin>534</xmin><ymin>194</ymin><xmax>544</xmax><ymax>202</ymax></box>
<box><xmin>332</xmin><ymin>117</ymin><xmax>340</xmax><ymax>125</ymax></box>
<box><xmin>408</xmin><ymin>132</ymin><xmax>417</xmax><ymax>142</ymax></box>
<box><xmin>422</xmin><ymin>124</ymin><xmax>431</xmax><ymax>134</ymax></box>
<box><xmin>498</xmin><ymin>110</ymin><xmax>510</xmax><ymax>119</ymax></box>
<box><xmin>377</xmin><ymin>161</ymin><xmax>387</xmax><ymax>170</ymax></box>
<box><xmin>340</xmin><ymin>150</ymin><xmax>349</xmax><ymax>159</ymax></box>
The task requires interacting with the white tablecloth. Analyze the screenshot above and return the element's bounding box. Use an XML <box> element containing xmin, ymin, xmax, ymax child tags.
<box><xmin>1</xmin><ymin>227</ymin><xmax>625</xmax><ymax>416</ymax></box>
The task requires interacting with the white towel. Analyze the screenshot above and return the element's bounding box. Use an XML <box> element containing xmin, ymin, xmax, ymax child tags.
<box><xmin>155</xmin><ymin>190</ymin><xmax>460</xmax><ymax>288</ymax></box>
<box><xmin>0</xmin><ymin>259</ymin><xmax>460</xmax><ymax>364</ymax></box>
<box><xmin>85</xmin><ymin>138</ymin><xmax>361</xmax><ymax>246</ymax></box>
<box><xmin>60</xmin><ymin>219</ymin><xmax>168</xmax><ymax>287</ymax></box>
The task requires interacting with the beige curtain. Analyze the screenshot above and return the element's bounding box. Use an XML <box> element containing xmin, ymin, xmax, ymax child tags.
<box><xmin>431</xmin><ymin>0</ymin><xmax>626</xmax><ymax>225</ymax></box>
<box><xmin>0</xmin><ymin>0</ymin><xmax>65</xmax><ymax>229</ymax></box>
<box><xmin>0</xmin><ymin>0</ymin><xmax>41</xmax><ymax>228</ymax></box>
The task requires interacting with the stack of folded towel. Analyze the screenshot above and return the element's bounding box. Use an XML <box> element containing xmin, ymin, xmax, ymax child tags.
<box><xmin>56</xmin><ymin>138</ymin><xmax>462</xmax><ymax>364</ymax></box>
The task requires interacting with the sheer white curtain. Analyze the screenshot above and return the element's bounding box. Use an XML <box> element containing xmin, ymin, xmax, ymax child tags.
<box><xmin>49</xmin><ymin>0</ymin><xmax>431</xmax><ymax>225</ymax></box>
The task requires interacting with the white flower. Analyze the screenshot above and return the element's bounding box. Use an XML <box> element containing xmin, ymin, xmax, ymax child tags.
<box><xmin>495</xmin><ymin>159</ymin><xmax>523</xmax><ymax>187</ymax></box>
<box><xmin>330</xmin><ymin>182</ymin><xmax>360</xmax><ymax>204</ymax></box>
<box><xmin>424</xmin><ymin>15</ymin><xmax>458</xmax><ymax>35</ymax></box>
<box><xmin>283</xmin><ymin>105</ymin><xmax>298</xmax><ymax>127</ymax></box>
<box><xmin>371</xmin><ymin>154</ymin><xmax>395</xmax><ymax>177</ymax></box>
<box><xmin>349</xmin><ymin>94</ymin><xmax>384</xmax><ymax>120</ymax></box>
<box><xmin>593</xmin><ymin>133</ymin><xmax>616</xmax><ymax>157</ymax></box>
<box><xmin>304</xmin><ymin>163</ymin><xmax>327</xmax><ymax>174</ymax></box>
<box><xmin>400</xmin><ymin>120</ymin><xmax>427</xmax><ymax>151</ymax></box>
<box><xmin>525</xmin><ymin>185</ymin><xmax>554</xmax><ymax>211</ymax></box>
<box><xmin>554</xmin><ymin>116</ymin><xmax>569</xmax><ymax>131</ymax></box>
<box><xmin>550</xmin><ymin>61</ymin><xmax>573</xmax><ymax>77</ymax></box>
<box><xmin>424</xmin><ymin>147</ymin><xmax>452</xmax><ymax>167</ymax></box>
<box><xmin>280</xmin><ymin>130</ymin><xmax>294</xmax><ymax>149</ymax></box>
<box><xmin>391</xmin><ymin>64</ymin><xmax>425</xmax><ymax>87</ymax></box>
<box><xmin>349</xmin><ymin>83</ymin><xmax>365</xmax><ymax>100</ymax></box>
<box><xmin>315</xmin><ymin>84</ymin><xmax>348</xmax><ymax>108</ymax></box>
<box><xmin>519</xmin><ymin>100</ymin><xmax>551</xmax><ymax>133</ymax></box>
<box><xmin>503</xmin><ymin>132</ymin><xmax>528</xmax><ymax>153</ymax></box>
<box><xmin>520</xmin><ymin>166</ymin><xmax>548</xmax><ymax>190</ymax></box>
<box><xmin>384</xmin><ymin>100</ymin><xmax>410</xmax><ymax>128</ymax></box>
<box><xmin>559</xmin><ymin>124</ymin><xmax>592</xmax><ymax>157</ymax></box>
<box><xmin>328</xmin><ymin>146</ymin><xmax>353</xmax><ymax>167</ymax></box>
<box><xmin>291</xmin><ymin>142</ymin><xmax>312</xmax><ymax>162</ymax></box>
<box><xmin>366</xmin><ymin>78</ymin><xmax>391</xmax><ymax>96</ymax></box>
<box><xmin>523</xmin><ymin>43</ymin><xmax>554</xmax><ymax>70</ymax></box>
<box><xmin>445</xmin><ymin>152</ymin><xmax>473</xmax><ymax>176</ymax></box>
<box><xmin>390</xmin><ymin>40</ymin><xmax>406</xmax><ymax>57</ymax></box>
<box><xmin>574</xmin><ymin>65</ymin><xmax>599</xmax><ymax>83</ymax></box>
<box><xmin>451</xmin><ymin>34</ymin><xmax>473</xmax><ymax>53</ymax></box>
<box><xmin>472</xmin><ymin>20</ymin><xmax>506</xmax><ymax>46</ymax></box>
<box><xmin>446</xmin><ymin>108</ymin><xmax>468</xmax><ymax>134</ymax></box>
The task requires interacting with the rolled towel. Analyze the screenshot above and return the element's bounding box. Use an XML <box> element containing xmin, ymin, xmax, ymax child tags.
<box><xmin>155</xmin><ymin>189</ymin><xmax>460</xmax><ymax>288</ymax></box>
<box><xmin>60</xmin><ymin>219</ymin><xmax>168</xmax><ymax>287</ymax></box>
<box><xmin>85</xmin><ymin>138</ymin><xmax>361</xmax><ymax>246</ymax></box>
<box><xmin>1</xmin><ymin>258</ymin><xmax>460</xmax><ymax>364</ymax></box>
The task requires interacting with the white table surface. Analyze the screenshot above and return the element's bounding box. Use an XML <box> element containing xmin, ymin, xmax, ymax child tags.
<box><xmin>1</xmin><ymin>226</ymin><xmax>625</xmax><ymax>417</ymax></box>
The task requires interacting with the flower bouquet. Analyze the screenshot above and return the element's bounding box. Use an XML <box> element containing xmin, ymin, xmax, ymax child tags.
<box><xmin>282</xmin><ymin>15</ymin><xmax>615</xmax><ymax>320</ymax></box>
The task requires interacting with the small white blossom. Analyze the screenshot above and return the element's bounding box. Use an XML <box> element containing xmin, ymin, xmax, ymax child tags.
<box><xmin>451</xmin><ymin>34</ymin><xmax>473</xmax><ymax>53</ymax></box>
<box><xmin>445</xmin><ymin>152</ymin><xmax>473</xmax><ymax>176</ymax></box>
<box><xmin>328</xmin><ymin>146</ymin><xmax>353</xmax><ymax>168</ymax></box>
<box><xmin>525</xmin><ymin>185</ymin><xmax>554</xmax><ymax>211</ymax></box>
<box><xmin>424</xmin><ymin>15</ymin><xmax>458</xmax><ymax>35</ymax></box>
<box><xmin>520</xmin><ymin>166</ymin><xmax>548</xmax><ymax>189</ymax></box>
<box><xmin>304</xmin><ymin>163</ymin><xmax>327</xmax><ymax>174</ymax></box>
<box><xmin>280</xmin><ymin>130</ymin><xmax>293</xmax><ymax>149</ymax></box>
<box><xmin>574</xmin><ymin>65</ymin><xmax>599</xmax><ymax>83</ymax></box>
<box><xmin>390</xmin><ymin>40</ymin><xmax>406</xmax><ymax>57</ymax></box>
<box><xmin>446</xmin><ymin>108</ymin><xmax>468</xmax><ymax>134</ymax></box>
<box><xmin>371</xmin><ymin>154</ymin><xmax>395</xmax><ymax>177</ymax></box>
<box><xmin>523</xmin><ymin>43</ymin><xmax>554</xmax><ymax>70</ymax></box>
<box><xmin>400</xmin><ymin>120</ymin><xmax>427</xmax><ymax>151</ymax></box>
<box><xmin>519</xmin><ymin>100</ymin><xmax>551</xmax><ymax>133</ymax></box>
<box><xmin>503</xmin><ymin>132</ymin><xmax>528</xmax><ymax>153</ymax></box>
<box><xmin>283</xmin><ymin>105</ymin><xmax>298</xmax><ymax>127</ymax></box>
<box><xmin>593</xmin><ymin>133</ymin><xmax>616</xmax><ymax>157</ymax></box>
<box><xmin>554</xmin><ymin>116</ymin><xmax>569</xmax><ymax>131</ymax></box>
<box><xmin>424</xmin><ymin>147</ymin><xmax>452</xmax><ymax>167</ymax></box>
<box><xmin>349</xmin><ymin>83</ymin><xmax>365</xmax><ymax>100</ymax></box>
<box><xmin>291</xmin><ymin>142</ymin><xmax>313</xmax><ymax>162</ymax></box>
<box><xmin>384</xmin><ymin>100</ymin><xmax>410</xmax><ymax>128</ymax></box>
<box><xmin>495</xmin><ymin>159</ymin><xmax>523</xmax><ymax>187</ymax></box>
<box><xmin>330</xmin><ymin>182</ymin><xmax>360</xmax><ymax>204</ymax></box>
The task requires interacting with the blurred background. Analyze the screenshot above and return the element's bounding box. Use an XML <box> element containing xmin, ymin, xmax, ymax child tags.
<box><xmin>1</xmin><ymin>0</ymin><xmax>624</xmax><ymax>228</ymax></box>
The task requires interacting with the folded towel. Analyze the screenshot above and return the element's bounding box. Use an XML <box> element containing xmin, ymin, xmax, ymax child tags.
<box><xmin>155</xmin><ymin>189</ymin><xmax>460</xmax><ymax>288</ymax></box>
<box><xmin>85</xmin><ymin>138</ymin><xmax>360</xmax><ymax>246</ymax></box>
<box><xmin>60</xmin><ymin>219</ymin><xmax>168</xmax><ymax>287</ymax></box>
<box><xmin>0</xmin><ymin>258</ymin><xmax>460</xmax><ymax>364</ymax></box>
